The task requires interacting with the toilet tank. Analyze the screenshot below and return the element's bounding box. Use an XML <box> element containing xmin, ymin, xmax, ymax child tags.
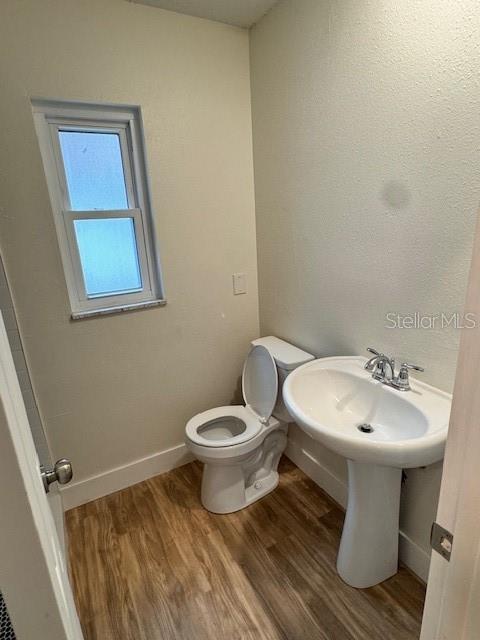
<box><xmin>251</xmin><ymin>336</ymin><xmax>314</xmax><ymax>422</ymax></box>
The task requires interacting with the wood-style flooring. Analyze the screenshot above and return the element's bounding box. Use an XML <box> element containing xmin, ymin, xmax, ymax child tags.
<box><xmin>66</xmin><ymin>458</ymin><xmax>425</xmax><ymax>640</ymax></box>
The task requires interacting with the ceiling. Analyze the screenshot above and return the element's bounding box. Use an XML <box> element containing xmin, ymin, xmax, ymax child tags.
<box><xmin>130</xmin><ymin>0</ymin><xmax>278</xmax><ymax>28</ymax></box>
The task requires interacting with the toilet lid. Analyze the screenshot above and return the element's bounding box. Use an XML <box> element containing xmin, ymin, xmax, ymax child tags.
<box><xmin>242</xmin><ymin>345</ymin><xmax>278</xmax><ymax>423</ymax></box>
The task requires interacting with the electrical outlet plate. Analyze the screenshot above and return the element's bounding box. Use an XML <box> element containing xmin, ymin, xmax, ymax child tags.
<box><xmin>232</xmin><ymin>273</ymin><xmax>247</xmax><ymax>295</ymax></box>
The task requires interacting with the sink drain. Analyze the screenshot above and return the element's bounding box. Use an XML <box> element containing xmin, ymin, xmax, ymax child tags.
<box><xmin>357</xmin><ymin>423</ymin><xmax>374</xmax><ymax>434</ymax></box>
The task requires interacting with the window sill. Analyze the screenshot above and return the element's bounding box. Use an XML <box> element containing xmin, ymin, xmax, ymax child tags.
<box><xmin>71</xmin><ymin>298</ymin><xmax>166</xmax><ymax>320</ymax></box>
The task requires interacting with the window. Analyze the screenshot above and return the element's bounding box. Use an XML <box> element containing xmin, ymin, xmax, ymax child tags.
<box><xmin>32</xmin><ymin>100</ymin><xmax>165</xmax><ymax>318</ymax></box>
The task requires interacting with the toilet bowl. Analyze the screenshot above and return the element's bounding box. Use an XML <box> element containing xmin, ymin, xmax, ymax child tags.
<box><xmin>185</xmin><ymin>336</ymin><xmax>314</xmax><ymax>513</ymax></box>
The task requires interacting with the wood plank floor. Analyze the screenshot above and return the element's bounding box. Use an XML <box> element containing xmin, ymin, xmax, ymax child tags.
<box><xmin>66</xmin><ymin>458</ymin><xmax>425</xmax><ymax>640</ymax></box>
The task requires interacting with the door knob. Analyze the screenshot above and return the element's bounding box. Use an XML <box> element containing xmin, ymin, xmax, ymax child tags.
<box><xmin>41</xmin><ymin>458</ymin><xmax>73</xmax><ymax>493</ymax></box>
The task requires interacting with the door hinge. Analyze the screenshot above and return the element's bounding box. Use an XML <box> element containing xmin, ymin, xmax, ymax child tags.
<box><xmin>430</xmin><ymin>522</ymin><xmax>453</xmax><ymax>561</ymax></box>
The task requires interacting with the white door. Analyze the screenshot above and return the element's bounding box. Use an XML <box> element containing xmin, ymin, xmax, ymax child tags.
<box><xmin>420</xmin><ymin>214</ymin><xmax>480</xmax><ymax>640</ymax></box>
<box><xmin>0</xmin><ymin>311</ymin><xmax>83</xmax><ymax>640</ymax></box>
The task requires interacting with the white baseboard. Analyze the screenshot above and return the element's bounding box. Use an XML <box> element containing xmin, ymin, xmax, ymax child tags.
<box><xmin>286</xmin><ymin>438</ymin><xmax>348</xmax><ymax>508</ymax></box>
<box><xmin>285</xmin><ymin>437</ymin><xmax>430</xmax><ymax>583</ymax></box>
<box><xmin>60</xmin><ymin>443</ymin><xmax>194</xmax><ymax>511</ymax></box>
<box><xmin>398</xmin><ymin>532</ymin><xmax>431</xmax><ymax>583</ymax></box>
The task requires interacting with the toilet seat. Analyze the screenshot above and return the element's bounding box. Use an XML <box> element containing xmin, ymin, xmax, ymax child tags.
<box><xmin>186</xmin><ymin>345</ymin><xmax>278</xmax><ymax>449</ymax></box>
<box><xmin>186</xmin><ymin>405</ymin><xmax>262</xmax><ymax>447</ymax></box>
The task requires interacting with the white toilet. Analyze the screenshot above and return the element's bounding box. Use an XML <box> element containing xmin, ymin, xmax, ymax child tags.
<box><xmin>185</xmin><ymin>336</ymin><xmax>314</xmax><ymax>514</ymax></box>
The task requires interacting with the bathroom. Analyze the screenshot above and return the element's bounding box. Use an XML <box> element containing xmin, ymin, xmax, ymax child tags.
<box><xmin>0</xmin><ymin>0</ymin><xmax>479</xmax><ymax>638</ymax></box>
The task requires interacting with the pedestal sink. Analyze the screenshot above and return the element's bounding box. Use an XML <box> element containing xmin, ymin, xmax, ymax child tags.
<box><xmin>283</xmin><ymin>356</ymin><xmax>451</xmax><ymax>588</ymax></box>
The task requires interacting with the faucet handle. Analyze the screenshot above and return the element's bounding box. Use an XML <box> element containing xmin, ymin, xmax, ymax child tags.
<box><xmin>401</xmin><ymin>362</ymin><xmax>424</xmax><ymax>372</ymax></box>
<box><xmin>393</xmin><ymin>362</ymin><xmax>424</xmax><ymax>391</ymax></box>
<box><xmin>366</xmin><ymin>347</ymin><xmax>382</xmax><ymax>356</ymax></box>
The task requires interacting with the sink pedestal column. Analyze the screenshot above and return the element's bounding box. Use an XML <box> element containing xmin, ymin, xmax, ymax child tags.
<box><xmin>337</xmin><ymin>460</ymin><xmax>402</xmax><ymax>588</ymax></box>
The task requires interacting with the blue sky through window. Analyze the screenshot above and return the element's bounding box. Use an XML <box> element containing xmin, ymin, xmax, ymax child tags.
<box><xmin>74</xmin><ymin>218</ymin><xmax>142</xmax><ymax>297</ymax></box>
<box><xmin>59</xmin><ymin>131</ymin><xmax>128</xmax><ymax>210</ymax></box>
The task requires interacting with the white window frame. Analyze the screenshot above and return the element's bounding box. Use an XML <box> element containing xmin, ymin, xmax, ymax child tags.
<box><xmin>32</xmin><ymin>100</ymin><xmax>165</xmax><ymax>319</ymax></box>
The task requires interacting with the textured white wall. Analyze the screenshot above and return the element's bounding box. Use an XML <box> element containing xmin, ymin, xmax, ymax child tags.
<box><xmin>251</xmin><ymin>0</ymin><xmax>480</xmax><ymax>566</ymax></box>
<box><xmin>0</xmin><ymin>0</ymin><xmax>258</xmax><ymax>483</ymax></box>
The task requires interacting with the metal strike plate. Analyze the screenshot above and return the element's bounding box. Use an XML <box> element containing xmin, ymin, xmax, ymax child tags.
<box><xmin>430</xmin><ymin>522</ymin><xmax>453</xmax><ymax>561</ymax></box>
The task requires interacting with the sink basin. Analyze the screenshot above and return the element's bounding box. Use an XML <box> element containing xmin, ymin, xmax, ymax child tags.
<box><xmin>283</xmin><ymin>356</ymin><xmax>450</xmax><ymax>468</ymax></box>
<box><xmin>283</xmin><ymin>356</ymin><xmax>451</xmax><ymax>588</ymax></box>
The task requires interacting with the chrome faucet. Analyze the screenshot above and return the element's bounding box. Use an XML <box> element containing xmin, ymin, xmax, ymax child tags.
<box><xmin>364</xmin><ymin>347</ymin><xmax>424</xmax><ymax>391</ymax></box>
<box><xmin>364</xmin><ymin>348</ymin><xmax>395</xmax><ymax>382</ymax></box>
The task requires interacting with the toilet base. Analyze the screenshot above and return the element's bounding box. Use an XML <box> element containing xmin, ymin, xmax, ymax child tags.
<box><xmin>200</xmin><ymin>427</ymin><xmax>287</xmax><ymax>514</ymax></box>
<box><xmin>201</xmin><ymin>466</ymin><xmax>280</xmax><ymax>514</ymax></box>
